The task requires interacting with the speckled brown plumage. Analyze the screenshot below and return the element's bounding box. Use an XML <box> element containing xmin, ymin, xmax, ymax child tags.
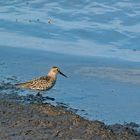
<box><xmin>16</xmin><ymin>76</ymin><xmax>56</xmax><ymax>91</ymax></box>
<box><xmin>16</xmin><ymin>66</ymin><xmax>67</xmax><ymax>92</ymax></box>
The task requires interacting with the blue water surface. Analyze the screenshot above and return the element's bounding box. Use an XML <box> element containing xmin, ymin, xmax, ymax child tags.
<box><xmin>0</xmin><ymin>0</ymin><xmax>140</xmax><ymax>61</ymax></box>
<box><xmin>0</xmin><ymin>0</ymin><xmax>140</xmax><ymax>124</ymax></box>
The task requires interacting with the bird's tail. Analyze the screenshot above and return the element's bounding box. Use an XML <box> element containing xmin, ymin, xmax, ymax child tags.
<box><xmin>15</xmin><ymin>83</ymin><xmax>27</xmax><ymax>88</ymax></box>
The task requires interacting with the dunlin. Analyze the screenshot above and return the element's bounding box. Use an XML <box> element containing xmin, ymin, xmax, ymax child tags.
<box><xmin>16</xmin><ymin>66</ymin><xmax>67</xmax><ymax>95</ymax></box>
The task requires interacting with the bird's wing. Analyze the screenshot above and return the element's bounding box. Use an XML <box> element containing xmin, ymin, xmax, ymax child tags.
<box><xmin>15</xmin><ymin>76</ymin><xmax>51</xmax><ymax>89</ymax></box>
<box><xmin>15</xmin><ymin>80</ymin><xmax>35</xmax><ymax>88</ymax></box>
<box><xmin>38</xmin><ymin>75</ymin><xmax>50</xmax><ymax>80</ymax></box>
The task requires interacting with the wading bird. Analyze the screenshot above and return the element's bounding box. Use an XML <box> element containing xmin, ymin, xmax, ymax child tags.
<box><xmin>16</xmin><ymin>66</ymin><xmax>67</xmax><ymax>97</ymax></box>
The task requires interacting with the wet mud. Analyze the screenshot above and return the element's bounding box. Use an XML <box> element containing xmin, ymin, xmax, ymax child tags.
<box><xmin>0</xmin><ymin>98</ymin><xmax>140</xmax><ymax>140</ymax></box>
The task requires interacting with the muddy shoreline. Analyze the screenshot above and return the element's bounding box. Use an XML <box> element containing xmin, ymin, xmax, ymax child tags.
<box><xmin>0</xmin><ymin>93</ymin><xmax>140</xmax><ymax>140</ymax></box>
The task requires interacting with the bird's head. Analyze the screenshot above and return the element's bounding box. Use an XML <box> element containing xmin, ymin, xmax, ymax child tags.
<box><xmin>48</xmin><ymin>66</ymin><xmax>67</xmax><ymax>78</ymax></box>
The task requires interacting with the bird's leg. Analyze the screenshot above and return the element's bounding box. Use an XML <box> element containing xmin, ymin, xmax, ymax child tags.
<box><xmin>36</xmin><ymin>91</ymin><xmax>54</xmax><ymax>101</ymax></box>
<box><xmin>37</xmin><ymin>91</ymin><xmax>41</xmax><ymax>96</ymax></box>
<box><xmin>36</xmin><ymin>91</ymin><xmax>43</xmax><ymax>99</ymax></box>
<box><xmin>36</xmin><ymin>91</ymin><xmax>44</xmax><ymax>103</ymax></box>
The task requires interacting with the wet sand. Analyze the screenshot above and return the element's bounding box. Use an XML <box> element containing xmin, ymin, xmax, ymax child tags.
<box><xmin>0</xmin><ymin>93</ymin><xmax>140</xmax><ymax>140</ymax></box>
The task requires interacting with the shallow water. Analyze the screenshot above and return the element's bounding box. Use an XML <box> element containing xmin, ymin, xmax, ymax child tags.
<box><xmin>0</xmin><ymin>1</ymin><xmax>140</xmax><ymax>124</ymax></box>
<box><xmin>0</xmin><ymin>46</ymin><xmax>140</xmax><ymax>125</ymax></box>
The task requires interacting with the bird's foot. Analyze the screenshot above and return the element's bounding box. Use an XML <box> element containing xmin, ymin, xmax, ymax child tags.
<box><xmin>36</xmin><ymin>92</ymin><xmax>55</xmax><ymax>102</ymax></box>
<box><xmin>44</xmin><ymin>96</ymin><xmax>55</xmax><ymax>101</ymax></box>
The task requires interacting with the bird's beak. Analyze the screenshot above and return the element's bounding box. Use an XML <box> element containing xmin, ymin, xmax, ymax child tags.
<box><xmin>59</xmin><ymin>70</ymin><xmax>67</xmax><ymax>78</ymax></box>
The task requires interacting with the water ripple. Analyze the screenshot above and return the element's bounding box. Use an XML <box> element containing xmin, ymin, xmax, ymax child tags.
<box><xmin>0</xmin><ymin>0</ymin><xmax>140</xmax><ymax>62</ymax></box>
